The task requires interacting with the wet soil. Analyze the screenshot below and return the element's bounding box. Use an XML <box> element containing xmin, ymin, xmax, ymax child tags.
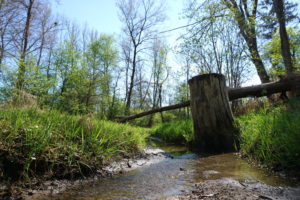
<box><xmin>1</xmin><ymin>141</ymin><xmax>300</xmax><ymax>200</ymax></box>
<box><xmin>0</xmin><ymin>146</ymin><xmax>171</xmax><ymax>200</ymax></box>
<box><xmin>174</xmin><ymin>178</ymin><xmax>300</xmax><ymax>200</ymax></box>
<box><xmin>31</xmin><ymin>143</ymin><xmax>300</xmax><ymax>200</ymax></box>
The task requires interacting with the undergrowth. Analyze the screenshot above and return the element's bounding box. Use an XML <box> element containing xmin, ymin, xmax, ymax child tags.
<box><xmin>0</xmin><ymin>108</ymin><xmax>149</xmax><ymax>182</ymax></box>
<box><xmin>152</xmin><ymin>120</ymin><xmax>193</xmax><ymax>144</ymax></box>
<box><xmin>236</xmin><ymin>99</ymin><xmax>300</xmax><ymax>173</ymax></box>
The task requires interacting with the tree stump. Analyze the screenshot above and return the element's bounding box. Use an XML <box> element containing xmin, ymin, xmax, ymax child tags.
<box><xmin>188</xmin><ymin>74</ymin><xmax>239</xmax><ymax>153</ymax></box>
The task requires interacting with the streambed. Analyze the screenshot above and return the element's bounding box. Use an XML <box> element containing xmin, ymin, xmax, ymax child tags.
<box><xmin>35</xmin><ymin>142</ymin><xmax>300</xmax><ymax>200</ymax></box>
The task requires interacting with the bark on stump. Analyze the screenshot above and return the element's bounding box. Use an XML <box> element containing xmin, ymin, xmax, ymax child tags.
<box><xmin>188</xmin><ymin>74</ymin><xmax>238</xmax><ymax>153</ymax></box>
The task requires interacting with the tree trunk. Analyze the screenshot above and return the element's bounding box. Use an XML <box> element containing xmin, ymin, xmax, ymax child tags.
<box><xmin>118</xmin><ymin>74</ymin><xmax>300</xmax><ymax>122</ymax></box>
<box><xmin>17</xmin><ymin>0</ymin><xmax>34</xmax><ymax>90</ymax></box>
<box><xmin>188</xmin><ymin>74</ymin><xmax>238</xmax><ymax>153</ymax></box>
<box><xmin>273</xmin><ymin>0</ymin><xmax>294</xmax><ymax>75</ymax></box>
<box><xmin>246</xmin><ymin>38</ymin><xmax>270</xmax><ymax>83</ymax></box>
<box><xmin>223</xmin><ymin>0</ymin><xmax>270</xmax><ymax>84</ymax></box>
<box><xmin>117</xmin><ymin>101</ymin><xmax>190</xmax><ymax>122</ymax></box>
<box><xmin>125</xmin><ymin>46</ymin><xmax>137</xmax><ymax>115</ymax></box>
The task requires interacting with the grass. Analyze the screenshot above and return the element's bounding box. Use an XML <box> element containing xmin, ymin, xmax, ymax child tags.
<box><xmin>151</xmin><ymin>99</ymin><xmax>300</xmax><ymax>175</ymax></box>
<box><xmin>0</xmin><ymin>108</ymin><xmax>149</xmax><ymax>181</ymax></box>
<box><xmin>151</xmin><ymin>120</ymin><xmax>193</xmax><ymax>144</ymax></box>
<box><xmin>1</xmin><ymin>99</ymin><xmax>299</xmax><ymax>182</ymax></box>
<box><xmin>236</xmin><ymin>99</ymin><xmax>300</xmax><ymax>172</ymax></box>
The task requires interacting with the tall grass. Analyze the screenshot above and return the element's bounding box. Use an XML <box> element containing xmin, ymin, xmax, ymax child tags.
<box><xmin>236</xmin><ymin>99</ymin><xmax>300</xmax><ymax>172</ymax></box>
<box><xmin>0</xmin><ymin>108</ymin><xmax>149</xmax><ymax>181</ymax></box>
<box><xmin>152</xmin><ymin>120</ymin><xmax>193</xmax><ymax>144</ymax></box>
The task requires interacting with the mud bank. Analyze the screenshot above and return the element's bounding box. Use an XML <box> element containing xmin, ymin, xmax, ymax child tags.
<box><xmin>173</xmin><ymin>178</ymin><xmax>300</xmax><ymax>200</ymax></box>
<box><xmin>3</xmin><ymin>145</ymin><xmax>300</xmax><ymax>200</ymax></box>
<box><xmin>0</xmin><ymin>147</ymin><xmax>171</xmax><ymax>200</ymax></box>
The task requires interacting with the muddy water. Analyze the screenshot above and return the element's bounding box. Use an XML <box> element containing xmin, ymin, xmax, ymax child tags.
<box><xmin>52</xmin><ymin>143</ymin><xmax>298</xmax><ymax>200</ymax></box>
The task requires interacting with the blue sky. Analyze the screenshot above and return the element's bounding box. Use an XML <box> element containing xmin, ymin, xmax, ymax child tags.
<box><xmin>51</xmin><ymin>0</ymin><xmax>261</xmax><ymax>85</ymax></box>
<box><xmin>51</xmin><ymin>0</ymin><xmax>187</xmax><ymax>37</ymax></box>
<box><xmin>51</xmin><ymin>0</ymin><xmax>189</xmax><ymax>87</ymax></box>
<box><xmin>51</xmin><ymin>0</ymin><xmax>300</xmax><ymax>86</ymax></box>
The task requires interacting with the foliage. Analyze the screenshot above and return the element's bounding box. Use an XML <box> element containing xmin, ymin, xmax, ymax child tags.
<box><xmin>259</xmin><ymin>0</ymin><xmax>299</xmax><ymax>39</ymax></box>
<box><xmin>0</xmin><ymin>33</ymin><xmax>120</xmax><ymax>116</ymax></box>
<box><xmin>130</xmin><ymin>112</ymin><xmax>162</xmax><ymax>127</ymax></box>
<box><xmin>263</xmin><ymin>28</ymin><xmax>300</xmax><ymax>78</ymax></box>
<box><xmin>152</xmin><ymin>120</ymin><xmax>193</xmax><ymax>144</ymax></box>
<box><xmin>236</xmin><ymin>99</ymin><xmax>300</xmax><ymax>172</ymax></box>
<box><xmin>173</xmin><ymin>83</ymin><xmax>189</xmax><ymax>103</ymax></box>
<box><xmin>24</xmin><ymin>59</ymin><xmax>56</xmax><ymax>103</ymax></box>
<box><xmin>128</xmin><ymin>109</ymin><xmax>179</xmax><ymax>127</ymax></box>
<box><xmin>181</xmin><ymin>0</ymin><xmax>255</xmax><ymax>86</ymax></box>
<box><xmin>0</xmin><ymin>65</ymin><xmax>16</xmax><ymax>102</ymax></box>
<box><xmin>0</xmin><ymin>108</ymin><xmax>149</xmax><ymax>181</ymax></box>
<box><xmin>84</xmin><ymin>34</ymin><xmax>118</xmax><ymax>116</ymax></box>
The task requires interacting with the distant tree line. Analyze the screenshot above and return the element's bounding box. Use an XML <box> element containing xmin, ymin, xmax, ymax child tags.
<box><xmin>0</xmin><ymin>0</ymin><xmax>299</xmax><ymax>122</ymax></box>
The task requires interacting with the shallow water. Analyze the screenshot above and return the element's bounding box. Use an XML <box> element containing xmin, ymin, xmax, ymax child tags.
<box><xmin>52</xmin><ymin>142</ymin><xmax>298</xmax><ymax>200</ymax></box>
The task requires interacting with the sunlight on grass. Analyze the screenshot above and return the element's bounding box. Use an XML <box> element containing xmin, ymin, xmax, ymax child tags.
<box><xmin>236</xmin><ymin>99</ymin><xmax>300</xmax><ymax>171</ymax></box>
<box><xmin>0</xmin><ymin>108</ymin><xmax>149</xmax><ymax>180</ymax></box>
<box><xmin>152</xmin><ymin>120</ymin><xmax>193</xmax><ymax>144</ymax></box>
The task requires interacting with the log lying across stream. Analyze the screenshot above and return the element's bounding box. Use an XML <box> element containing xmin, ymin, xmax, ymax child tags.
<box><xmin>116</xmin><ymin>101</ymin><xmax>191</xmax><ymax>122</ymax></box>
<box><xmin>228</xmin><ymin>74</ymin><xmax>300</xmax><ymax>100</ymax></box>
<box><xmin>118</xmin><ymin>75</ymin><xmax>300</xmax><ymax>122</ymax></box>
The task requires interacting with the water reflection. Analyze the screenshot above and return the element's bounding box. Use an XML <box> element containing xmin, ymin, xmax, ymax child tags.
<box><xmin>52</xmin><ymin>144</ymin><xmax>296</xmax><ymax>200</ymax></box>
<box><xmin>187</xmin><ymin>153</ymin><xmax>293</xmax><ymax>187</ymax></box>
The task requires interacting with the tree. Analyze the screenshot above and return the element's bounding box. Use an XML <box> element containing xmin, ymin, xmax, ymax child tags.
<box><xmin>263</xmin><ymin>28</ymin><xmax>300</xmax><ymax>78</ymax></box>
<box><xmin>148</xmin><ymin>39</ymin><xmax>169</xmax><ymax>125</ymax></box>
<box><xmin>221</xmin><ymin>22</ymin><xmax>251</xmax><ymax>88</ymax></box>
<box><xmin>17</xmin><ymin>0</ymin><xmax>35</xmax><ymax>90</ymax></box>
<box><xmin>117</xmin><ymin>0</ymin><xmax>165</xmax><ymax>114</ymax></box>
<box><xmin>23</xmin><ymin>57</ymin><xmax>55</xmax><ymax>99</ymax></box>
<box><xmin>53</xmin><ymin>34</ymin><xmax>82</xmax><ymax>112</ymax></box>
<box><xmin>221</xmin><ymin>0</ymin><xmax>270</xmax><ymax>83</ymax></box>
<box><xmin>183</xmin><ymin>0</ymin><xmax>270</xmax><ymax>83</ymax></box>
<box><xmin>0</xmin><ymin>0</ymin><xmax>59</xmax><ymax>105</ymax></box>
<box><xmin>181</xmin><ymin>9</ymin><xmax>250</xmax><ymax>88</ymax></box>
<box><xmin>259</xmin><ymin>0</ymin><xmax>299</xmax><ymax>39</ymax></box>
<box><xmin>84</xmin><ymin>34</ymin><xmax>118</xmax><ymax>116</ymax></box>
<box><xmin>273</xmin><ymin>0</ymin><xmax>295</xmax><ymax>75</ymax></box>
<box><xmin>13</xmin><ymin>0</ymin><xmax>57</xmax><ymax>90</ymax></box>
<box><xmin>36</xmin><ymin>4</ymin><xmax>57</xmax><ymax>68</ymax></box>
<box><xmin>0</xmin><ymin>0</ymin><xmax>20</xmax><ymax>67</ymax></box>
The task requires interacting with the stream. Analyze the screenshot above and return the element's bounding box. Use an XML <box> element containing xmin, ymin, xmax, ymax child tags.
<box><xmin>48</xmin><ymin>141</ymin><xmax>300</xmax><ymax>200</ymax></box>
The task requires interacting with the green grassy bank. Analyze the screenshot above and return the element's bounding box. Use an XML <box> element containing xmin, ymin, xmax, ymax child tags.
<box><xmin>151</xmin><ymin>100</ymin><xmax>300</xmax><ymax>173</ymax></box>
<box><xmin>1</xmin><ymin>99</ymin><xmax>299</xmax><ymax>182</ymax></box>
<box><xmin>151</xmin><ymin>120</ymin><xmax>194</xmax><ymax>144</ymax></box>
<box><xmin>0</xmin><ymin>108</ymin><xmax>149</xmax><ymax>182</ymax></box>
<box><xmin>237</xmin><ymin>100</ymin><xmax>300</xmax><ymax>173</ymax></box>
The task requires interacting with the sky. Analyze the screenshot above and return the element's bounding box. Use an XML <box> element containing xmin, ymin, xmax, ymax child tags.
<box><xmin>51</xmin><ymin>0</ymin><xmax>300</xmax><ymax>86</ymax></box>
<box><xmin>51</xmin><ymin>0</ymin><xmax>192</xmax><ymax>87</ymax></box>
<box><xmin>51</xmin><ymin>0</ymin><xmax>187</xmax><ymax>38</ymax></box>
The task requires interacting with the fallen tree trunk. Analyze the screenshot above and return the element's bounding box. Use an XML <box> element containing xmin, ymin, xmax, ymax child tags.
<box><xmin>228</xmin><ymin>75</ymin><xmax>300</xmax><ymax>100</ymax></box>
<box><xmin>118</xmin><ymin>75</ymin><xmax>300</xmax><ymax>122</ymax></box>
<box><xmin>117</xmin><ymin>101</ymin><xmax>190</xmax><ymax>122</ymax></box>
